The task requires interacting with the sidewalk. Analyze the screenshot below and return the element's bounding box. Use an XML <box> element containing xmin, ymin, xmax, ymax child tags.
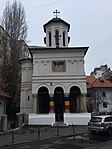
<box><xmin>0</xmin><ymin>125</ymin><xmax>88</xmax><ymax>147</ymax></box>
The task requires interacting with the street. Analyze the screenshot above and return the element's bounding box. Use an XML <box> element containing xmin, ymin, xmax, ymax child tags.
<box><xmin>0</xmin><ymin>137</ymin><xmax>87</xmax><ymax>149</ymax></box>
<box><xmin>1</xmin><ymin>132</ymin><xmax>112</xmax><ymax>149</ymax></box>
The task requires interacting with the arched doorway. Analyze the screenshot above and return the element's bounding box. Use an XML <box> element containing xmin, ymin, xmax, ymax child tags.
<box><xmin>69</xmin><ymin>86</ymin><xmax>81</xmax><ymax>113</ymax></box>
<box><xmin>54</xmin><ymin>87</ymin><xmax>64</xmax><ymax>122</ymax></box>
<box><xmin>38</xmin><ymin>87</ymin><xmax>49</xmax><ymax>113</ymax></box>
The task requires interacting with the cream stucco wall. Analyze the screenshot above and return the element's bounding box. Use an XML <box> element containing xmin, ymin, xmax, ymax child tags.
<box><xmin>31</xmin><ymin>48</ymin><xmax>87</xmax><ymax>95</ymax></box>
<box><xmin>20</xmin><ymin>47</ymin><xmax>88</xmax><ymax>114</ymax></box>
<box><xmin>20</xmin><ymin>59</ymin><xmax>33</xmax><ymax>113</ymax></box>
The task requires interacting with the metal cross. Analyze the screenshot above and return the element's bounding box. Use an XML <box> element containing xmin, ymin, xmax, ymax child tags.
<box><xmin>53</xmin><ymin>9</ymin><xmax>60</xmax><ymax>18</ymax></box>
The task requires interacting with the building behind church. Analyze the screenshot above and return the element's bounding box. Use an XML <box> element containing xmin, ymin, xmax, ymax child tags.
<box><xmin>90</xmin><ymin>64</ymin><xmax>112</xmax><ymax>82</ymax></box>
<box><xmin>19</xmin><ymin>11</ymin><xmax>91</xmax><ymax>125</ymax></box>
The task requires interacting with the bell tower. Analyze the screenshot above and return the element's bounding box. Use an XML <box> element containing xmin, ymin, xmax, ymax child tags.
<box><xmin>43</xmin><ymin>10</ymin><xmax>70</xmax><ymax>48</ymax></box>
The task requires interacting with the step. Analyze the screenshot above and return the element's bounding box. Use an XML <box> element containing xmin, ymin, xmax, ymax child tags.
<box><xmin>53</xmin><ymin>121</ymin><xmax>67</xmax><ymax>127</ymax></box>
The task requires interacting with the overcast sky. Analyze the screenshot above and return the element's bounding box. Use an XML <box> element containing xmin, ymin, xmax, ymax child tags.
<box><xmin>0</xmin><ymin>0</ymin><xmax>112</xmax><ymax>75</ymax></box>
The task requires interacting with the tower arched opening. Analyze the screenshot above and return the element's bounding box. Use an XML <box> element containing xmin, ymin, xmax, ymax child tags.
<box><xmin>63</xmin><ymin>31</ymin><xmax>65</xmax><ymax>46</ymax></box>
<box><xmin>49</xmin><ymin>31</ymin><xmax>52</xmax><ymax>47</ymax></box>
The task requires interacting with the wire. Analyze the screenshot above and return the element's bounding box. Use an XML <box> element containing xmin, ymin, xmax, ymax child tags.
<box><xmin>25</xmin><ymin>0</ymin><xmax>65</xmax><ymax>9</ymax></box>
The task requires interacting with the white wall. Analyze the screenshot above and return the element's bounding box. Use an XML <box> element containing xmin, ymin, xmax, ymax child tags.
<box><xmin>64</xmin><ymin>113</ymin><xmax>91</xmax><ymax>125</ymax></box>
<box><xmin>29</xmin><ymin>113</ymin><xmax>55</xmax><ymax>125</ymax></box>
<box><xmin>29</xmin><ymin>113</ymin><xmax>91</xmax><ymax>125</ymax></box>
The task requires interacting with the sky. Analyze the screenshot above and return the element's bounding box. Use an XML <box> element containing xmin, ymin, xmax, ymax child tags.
<box><xmin>0</xmin><ymin>0</ymin><xmax>112</xmax><ymax>75</ymax></box>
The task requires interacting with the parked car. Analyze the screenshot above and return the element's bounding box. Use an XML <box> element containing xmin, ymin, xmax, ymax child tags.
<box><xmin>88</xmin><ymin>115</ymin><xmax>112</xmax><ymax>135</ymax></box>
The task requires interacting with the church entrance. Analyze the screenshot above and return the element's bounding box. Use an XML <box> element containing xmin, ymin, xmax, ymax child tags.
<box><xmin>69</xmin><ymin>86</ymin><xmax>81</xmax><ymax>113</ymax></box>
<box><xmin>38</xmin><ymin>87</ymin><xmax>49</xmax><ymax>114</ymax></box>
<box><xmin>54</xmin><ymin>87</ymin><xmax>64</xmax><ymax>122</ymax></box>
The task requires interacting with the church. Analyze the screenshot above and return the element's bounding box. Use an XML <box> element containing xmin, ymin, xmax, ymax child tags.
<box><xmin>19</xmin><ymin>10</ymin><xmax>91</xmax><ymax>125</ymax></box>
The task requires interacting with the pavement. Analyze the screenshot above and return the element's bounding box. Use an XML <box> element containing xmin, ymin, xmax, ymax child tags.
<box><xmin>0</xmin><ymin>125</ymin><xmax>112</xmax><ymax>149</ymax></box>
<box><xmin>0</xmin><ymin>125</ymin><xmax>88</xmax><ymax>146</ymax></box>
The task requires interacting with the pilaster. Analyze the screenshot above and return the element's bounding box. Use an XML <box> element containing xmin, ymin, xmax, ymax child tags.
<box><xmin>32</xmin><ymin>94</ymin><xmax>37</xmax><ymax>113</ymax></box>
<box><xmin>64</xmin><ymin>93</ymin><xmax>70</xmax><ymax>113</ymax></box>
<box><xmin>82</xmin><ymin>94</ymin><xmax>87</xmax><ymax>112</ymax></box>
<box><xmin>49</xmin><ymin>94</ymin><xmax>54</xmax><ymax>113</ymax></box>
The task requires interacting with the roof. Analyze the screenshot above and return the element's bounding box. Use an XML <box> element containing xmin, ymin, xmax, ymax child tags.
<box><xmin>0</xmin><ymin>90</ymin><xmax>11</xmax><ymax>98</ymax></box>
<box><xmin>29</xmin><ymin>45</ymin><xmax>45</xmax><ymax>49</ymax></box>
<box><xmin>43</xmin><ymin>17</ymin><xmax>70</xmax><ymax>32</ymax></box>
<box><xmin>86</xmin><ymin>76</ymin><xmax>112</xmax><ymax>88</ymax></box>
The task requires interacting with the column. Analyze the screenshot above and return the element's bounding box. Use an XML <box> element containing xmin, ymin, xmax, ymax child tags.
<box><xmin>1</xmin><ymin>114</ymin><xmax>7</xmax><ymax>133</ymax></box>
<box><xmin>17</xmin><ymin>113</ymin><xmax>23</xmax><ymax>129</ymax></box>
<box><xmin>49</xmin><ymin>94</ymin><xmax>54</xmax><ymax>113</ymax></box>
<box><xmin>76</xmin><ymin>97</ymin><xmax>80</xmax><ymax>112</ymax></box>
<box><xmin>23</xmin><ymin>113</ymin><xmax>28</xmax><ymax>124</ymax></box>
<box><xmin>78</xmin><ymin>96</ymin><xmax>82</xmax><ymax>113</ymax></box>
<box><xmin>82</xmin><ymin>94</ymin><xmax>87</xmax><ymax>112</ymax></box>
<box><xmin>64</xmin><ymin>93</ymin><xmax>70</xmax><ymax>113</ymax></box>
<box><xmin>32</xmin><ymin>94</ymin><xmax>37</xmax><ymax>113</ymax></box>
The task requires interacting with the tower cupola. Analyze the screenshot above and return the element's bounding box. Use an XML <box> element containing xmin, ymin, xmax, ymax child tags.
<box><xmin>43</xmin><ymin>10</ymin><xmax>70</xmax><ymax>48</ymax></box>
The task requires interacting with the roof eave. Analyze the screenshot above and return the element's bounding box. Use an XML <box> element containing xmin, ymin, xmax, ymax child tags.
<box><xmin>43</xmin><ymin>18</ymin><xmax>70</xmax><ymax>33</ymax></box>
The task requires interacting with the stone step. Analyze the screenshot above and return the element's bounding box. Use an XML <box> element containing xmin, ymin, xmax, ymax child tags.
<box><xmin>53</xmin><ymin>121</ymin><xmax>67</xmax><ymax>127</ymax></box>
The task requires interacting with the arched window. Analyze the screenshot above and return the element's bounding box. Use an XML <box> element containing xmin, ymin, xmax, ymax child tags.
<box><xmin>63</xmin><ymin>31</ymin><xmax>65</xmax><ymax>46</ymax></box>
<box><xmin>49</xmin><ymin>32</ymin><xmax>52</xmax><ymax>47</ymax></box>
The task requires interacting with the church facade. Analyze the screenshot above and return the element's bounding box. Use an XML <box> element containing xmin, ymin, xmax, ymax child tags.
<box><xmin>19</xmin><ymin>11</ymin><xmax>91</xmax><ymax>125</ymax></box>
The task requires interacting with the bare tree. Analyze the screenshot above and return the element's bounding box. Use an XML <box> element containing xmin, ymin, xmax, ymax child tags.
<box><xmin>0</xmin><ymin>26</ymin><xmax>10</xmax><ymax>90</ymax></box>
<box><xmin>0</xmin><ymin>0</ymin><xmax>27</xmax><ymax>103</ymax></box>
